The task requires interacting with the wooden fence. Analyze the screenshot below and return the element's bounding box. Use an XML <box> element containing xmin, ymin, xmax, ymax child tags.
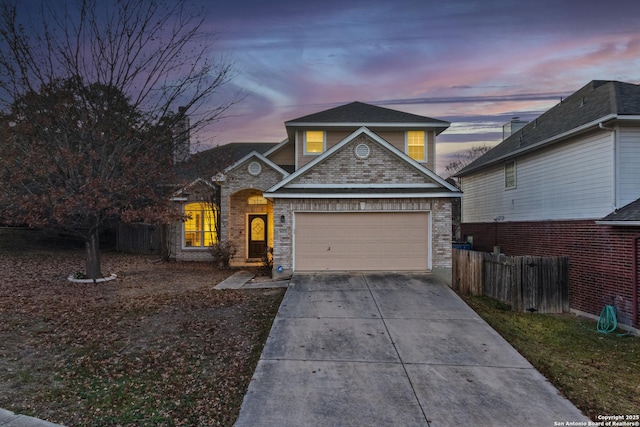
<box><xmin>452</xmin><ymin>248</ymin><xmax>569</xmax><ymax>313</ymax></box>
<box><xmin>117</xmin><ymin>223</ymin><xmax>163</xmax><ymax>255</ymax></box>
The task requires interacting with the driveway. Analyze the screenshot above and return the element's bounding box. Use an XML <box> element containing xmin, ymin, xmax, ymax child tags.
<box><xmin>235</xmin><ymin>273</ymin><xmax>588</xmax><ymax>427</ymax></box>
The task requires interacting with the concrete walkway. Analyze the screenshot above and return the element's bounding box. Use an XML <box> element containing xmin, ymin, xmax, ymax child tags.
<box><xmin>234</xmin><ymin>272</ymin><xmax>589</xmax><ymax>427</ymax></box>
<box><xmin>0</xmin><ymin>409</ymin><xmax>63</xmax><ymax>427</ymax></box>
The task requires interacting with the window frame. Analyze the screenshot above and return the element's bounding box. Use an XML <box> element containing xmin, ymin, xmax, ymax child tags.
<box><xmin>406</xmin><ymin>130</ymin><xmax>427</xmax><ymax>162</ymax></box>
<box><xmin>504</xmin><ymin>160</ymin><xmax>517</xmax><ymax>189</ymax></box>
<box><xmin>182</xmin><ymin>202</ymin><xmax>218</xmax><ymax>249</ymax></box>
<box><xmin>304</xmin><ymin>130</ymin><xmax>325</xmax><ymax>155</ymax></box>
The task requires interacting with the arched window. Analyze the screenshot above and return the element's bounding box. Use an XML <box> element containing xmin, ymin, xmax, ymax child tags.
<box><xmin>184</xmin><ymin>202</ymin><xmax>218</xmax><ymax>248</ymax></box>
<box><xmin>248</xmin><ymin>195</ymin><xmax>268</xmax><ymax>205</ymax></box>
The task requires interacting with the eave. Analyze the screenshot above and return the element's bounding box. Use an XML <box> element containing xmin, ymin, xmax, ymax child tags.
<box><xmin>455</xmin><ymin>114</ymin><xmax>619</xmax><ymax>177</ymax></box>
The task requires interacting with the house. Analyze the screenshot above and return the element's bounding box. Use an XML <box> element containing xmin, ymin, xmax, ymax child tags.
<box><xmin>170</xmin><ymin>102</ymin><xmax>461</xmax><ymax>283</ymax></box>
<box><xmin>454</xmin><ymin>80</ymin><xmax>640</xmax><ymax>330</ymax></box>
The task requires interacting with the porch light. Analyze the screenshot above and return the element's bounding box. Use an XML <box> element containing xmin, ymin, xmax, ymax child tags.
<box><xmin>280</xmin><ymin>215</ymin><xmax>285</xmax><ymax>223</ymax></box>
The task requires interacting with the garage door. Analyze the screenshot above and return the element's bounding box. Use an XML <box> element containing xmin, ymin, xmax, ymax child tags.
<box><xmin>294</xmin><ymin>212</ymin><xmax>429</xmax><ymax>271</ymax></box>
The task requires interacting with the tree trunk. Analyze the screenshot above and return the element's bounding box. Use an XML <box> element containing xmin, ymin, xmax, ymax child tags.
<box><xmin>85</xmin><ymin>230</ymin><xmax>103</xmax><ymax>279</ymax></box>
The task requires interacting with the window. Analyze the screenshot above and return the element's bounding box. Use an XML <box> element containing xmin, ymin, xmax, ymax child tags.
<box><xmin>184</xmin><ymin>202</ymin><xmax>218</xmax><ymax>247</ymax></box>
<box><xmin>504</xmin><ymin>160</ymin><xmax>516</xmax><ymax>189</ymax></box>
<box><xmin>305</xmin><ymin>130</ymin><xmax>324</xmax><ymax>154</ymax></box>
<box><xmin>407</xmin><ymin>130</ymin><xmax>426</xmax><ymax>161</ymax></box>
<box><xmin>248</xmin><ymin>195</ymin><xmax>268</xmax><ymax>205</ymax></box>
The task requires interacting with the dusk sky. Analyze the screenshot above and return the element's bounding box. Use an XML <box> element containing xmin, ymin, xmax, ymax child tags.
<box><xmin>191</xmin><ymin>0</ymin><xmax>640</xmax><ymax>173</ymax></box>
<box><xmin>11</xmin><ymin>0</ymin><xmax>640</xmax><ymax>174</ymax></box>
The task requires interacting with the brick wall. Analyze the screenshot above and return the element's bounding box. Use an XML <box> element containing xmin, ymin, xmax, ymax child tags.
<box><xmin>294</xmin><ymin>135</ymin><xmax>437</xmax><ymax>185</ymax></box>
<box><xmin>461</xmin><ymin>220</ymin><xmax>640</xmax><ymax>327</ymax></box>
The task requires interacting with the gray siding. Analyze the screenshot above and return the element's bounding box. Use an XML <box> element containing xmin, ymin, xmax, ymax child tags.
<box><xmin>617</xmin><ymin>126</ymin><xmax>640</xmax><ymax>208</ymax></box>
<box><xmin>462</xmin><ymin>130</ymin><xmax>614</xmax><ymax>223</ymax></box>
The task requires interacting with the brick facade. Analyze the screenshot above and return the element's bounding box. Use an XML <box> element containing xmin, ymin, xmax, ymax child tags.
<box><xmin>461</xmin><ymin>220</ymin><xmax>640</xmax><ymax>327</ymax></box>
<box><xmin>295</xmin><ymin>136</ymin><xmax>436</xmax><ymax>185</ymax></box>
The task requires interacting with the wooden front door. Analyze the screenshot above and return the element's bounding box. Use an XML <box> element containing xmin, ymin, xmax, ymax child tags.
<box><xmin>248</xmin><ymin>214</ymin><xmax>267</xmax><ymax>259</ymax></box>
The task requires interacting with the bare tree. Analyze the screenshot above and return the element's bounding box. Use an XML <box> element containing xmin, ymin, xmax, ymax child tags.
<box><xmin>444</xmin><ymin>145</ymin><xmax>491</xmax><ymax>182</ymax></box>
<box><xmin>0</xmin><ymin>0</ymin><xmax>240</xmax><ymax>278</ymax></box>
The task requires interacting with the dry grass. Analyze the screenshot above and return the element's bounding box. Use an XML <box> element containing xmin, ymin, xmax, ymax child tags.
<box><xmin>0</xmin><ymin>230</ymin><xmax>284</xmax><ymax>426</ymax></box>
<box><xmin>461</xmin><ymin>294</ymin><xmax>640</xmax><ymax>420</ymax></box>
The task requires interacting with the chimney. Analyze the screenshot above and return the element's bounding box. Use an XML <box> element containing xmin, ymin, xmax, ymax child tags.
<box><xmin>173</xmin><ymin>106</ymin><xmax>190</xmax><ymax>164</ymax></box>
<box><xmin>503</xmin><ymin>117</ymin><xmax>527</xmax><ymax>141</ymax></box>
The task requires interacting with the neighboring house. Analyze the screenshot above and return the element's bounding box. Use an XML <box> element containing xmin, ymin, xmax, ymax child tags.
<box><xmin>170</xmin><ymin>102</ymin><xmax>461</xmax><ymax>283</ymax></box>
<box><xmin>455</xmin><ymin>80</ymin><xmax>640</xmax><ymax>329</ymax></box>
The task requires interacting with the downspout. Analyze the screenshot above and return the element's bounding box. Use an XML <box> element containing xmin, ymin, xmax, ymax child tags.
<box><xmin>634</xmin><ymin>236</ymin><xmax>640</xmax><ymax>328</ymax></box>
<box><xmin>599</xmin><ymin>122</ymin><xmax>616</xmax><ymax>210</ymax></box>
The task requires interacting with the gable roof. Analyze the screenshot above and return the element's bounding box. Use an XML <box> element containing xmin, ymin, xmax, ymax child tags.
<box><xmin>221</xmin><ymin>150</ymin><xmax>290</xmax><ymax>179</ymax></box>
<box><xmin>265</xmin><ymin>126</ymin><xmax>460</xmax><ymax>198</ymax></box>
<box><xmin>287</xmin><ymin>101</ymin><xmax>450</xmax><ymax>125</ymax></box>
<box><xmin>284</xmin><ymin>102</ymin><xmax>450</xmax><ymax>142</ymax></box>
<box><xmin>175</xmin><ymin>142</ymin><xmax>277</xmax><ymax>181</ymax></box>
<box><xmin>455</xmin><ymin>80</ymin><xmax>640</xmax><ymax>177</ymax></box>
<box><xmin>597</xmin><ymin>197</ymin><xmax>640</xmax><ymax>226</ymax></box>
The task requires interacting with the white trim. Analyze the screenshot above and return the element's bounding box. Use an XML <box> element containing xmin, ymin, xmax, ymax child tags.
<box><xmin>172</xmin><ymin>177</ymin><xmax>216</xmax><ymax>198</ymax></box>
<box><xmin>286</xmin><ymin>121</ymin><xmax>449</xmax><ymax>130</ymax></box>
<box><xmin>504</xmin><ymin>159</ymin><xmax>516</xmax><ymax>189</ymax></box>
<box><xmin>263</xmin><ymin>138</ymin><xmax>290</xmax><ymax>157</ymax></box>
<box><xmin>457</xmin><ymin>114</ymin><xmax>619</xmax><ymax>176</ymax></box>
<box><xmin>181</xmin><ymin>202</ymin><xmax>218</xmax><ymax>250</ymax></box>
<box><xmin>595</xmin><ymin>221</ymin><xmax>640</xmax><ymax>226</ymax></box>
<box><xmin>223</xmin><ymin>150</ymin><xmax>290</xmax><ymax>177</ymax></box>
<box><xmin>428</xmin><ymin>209</ymin><xmax>433</xmax><ymax>270</ymax></box>
<box><xmin>266</xmin><ymin>126</ymin><xmax>460</xmax><ymax>194</ymax></box>
<box><xmin>303</xmin><ymin>129</ymin><xmax>326</xmax><ymax>155</ymax></box>
<box><xmin>405</xmin><ymin>130</ymin><xmax>427</xmax><ymax>162</ymax></box>
<box><xmin>263</xmin><ymin>192</ymin><xmax>462</xmax><ymax>199</ymax></box>
<box><xmin>285</xmin><ymin>183</ymin><xmax>440</xmax><ymax>189</ymax></box>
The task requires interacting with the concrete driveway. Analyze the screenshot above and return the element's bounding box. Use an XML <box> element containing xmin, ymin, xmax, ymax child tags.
<box><xmin>235</xmin><ymin>273</ymin><xmax>588</xmax><ymax>427</ymax></box>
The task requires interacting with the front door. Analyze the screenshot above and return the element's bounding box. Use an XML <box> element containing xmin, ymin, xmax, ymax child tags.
<box><xmin>248</xmin><ymin>214</ymin><xmax>267</xmax><ymax>259</ymax></box>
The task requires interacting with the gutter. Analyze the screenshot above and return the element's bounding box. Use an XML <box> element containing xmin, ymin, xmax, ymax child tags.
<box><xmin>595</xmin><ymin>221</ymin><xmax>640</xmax><ymax>226</ymax></box>
<box><xmin>634</xmin><ymin>235</ymin><xmax>640</xmax><ymax>328</ymax></box>
<box><xmin>456</xmin><ymin>114</ymin><xmax>618</xmax><ymax>177</ymax></box>
<box><xmin>598</xmin><ymin>121</ymin><xmax>617</xmax><ymax>211</ymax></box>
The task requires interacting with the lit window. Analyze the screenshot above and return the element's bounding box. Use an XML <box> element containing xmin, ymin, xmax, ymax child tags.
<box><xmin>248</xmin><ymin>195</ymin><xmax>268</xmax><ymax>205</ymax></box>
<box><xmin>407</xmin><ymin>131</ymin><xmax>425</xmax><ymax>161</ymax></box>
<box><xmin>184</xmin><ymin>202</ymin><xmax>218</xmax><ymax>247</ymax></box>
<box><xmin>505</xmin><ymin>160</ymin><xmax>516</xmax><ymax>189</ymax></box>
<box><xmin>305</xmin><ymin>130</ymin><xmax>324</xmax><ymax>154</ymax></box>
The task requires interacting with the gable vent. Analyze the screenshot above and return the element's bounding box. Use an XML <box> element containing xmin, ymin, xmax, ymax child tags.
<box><xmin>248</xmin><ymin>161</ymin><xmax>262</xmax><ymax>176</ymax></box>
<box><xmin>354</xmin><ymin>143</ymin><xmax>371</xmax><ymax>159</ymax></box>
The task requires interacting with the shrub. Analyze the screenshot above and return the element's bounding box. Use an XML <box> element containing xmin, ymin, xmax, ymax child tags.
<box><xmin>209</xmin><ymin>241</ymin><xmax>236</xmax><ymax>269</ymax></box>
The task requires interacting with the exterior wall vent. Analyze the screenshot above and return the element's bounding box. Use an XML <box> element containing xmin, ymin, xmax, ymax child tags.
<box><xmin>355</xmin><ymin>143</ymin><xmax>370</xmax><ymax>159</ymax></box>
<box><xmin>248</xmin><ymin>161</ymin><xmax>262</xmax><ymax>176</ymax></box>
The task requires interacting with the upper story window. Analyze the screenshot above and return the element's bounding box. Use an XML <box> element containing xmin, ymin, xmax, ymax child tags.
<box><xmin>504</xmin><ymin>160</ymin><xmax>516</xmax><ymax>189</ymax></box>
<box><xmin>304</xmin><ymin>130</ymin><xmax>325</xmax><ymax>155</ymax></box>
<box><xmin>406</xmin><ymin>130</ymin><xmax>426</xmax><ymax>161</ymax></box>
<box><xmin>184</xmin><ymin>202</ymin><xmax>218</xmax><ymax>248</ymax></box>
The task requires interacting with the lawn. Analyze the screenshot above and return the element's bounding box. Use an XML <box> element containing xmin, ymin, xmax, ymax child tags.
<box><xmin>460</xmin><ymin>294</ymin><xmax>640</xmax><ymax>421</ymax></box>
<box><xmin>0</xmin><ymin>230</ymin><xmax>285</xmax><ymax>426</ymax></box>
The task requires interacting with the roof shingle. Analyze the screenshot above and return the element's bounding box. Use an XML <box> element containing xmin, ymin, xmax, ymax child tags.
<box><xmin>285</xmin><ymin>101</ymin><xmax>450</xmax><ymax>125</ymax></box>
<box><xmin>456</xmin><ymin>80</ymin><xmax>640</xmax><ymax>176</ymax></box>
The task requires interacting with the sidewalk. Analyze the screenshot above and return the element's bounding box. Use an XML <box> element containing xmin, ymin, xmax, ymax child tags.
<box><xmin>0</xmin><ymin>409</ymin><xmax>64</xmax><ymax>427</ymax></box>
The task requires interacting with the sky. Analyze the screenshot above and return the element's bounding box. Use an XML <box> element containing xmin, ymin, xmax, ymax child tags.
<box><xmin>189</xmin><ymin>0</ymin><xmax>640</xmax><ymax>174</ymax></box>
<box><xmin>9</xmin><ymin>0</ymin><xmax>640</xmax><ymax>175</ymax></box>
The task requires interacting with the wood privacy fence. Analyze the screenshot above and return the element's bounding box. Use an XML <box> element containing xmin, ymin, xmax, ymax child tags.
<box><xmin>452</xmin><ymin>249</ymin><xmax>569</xmax><ymax>313</ymax></box>
<box><xmin>117</xmin><ymin>223</ymin><xmax>162</xmax><ymax>255</ymax></box>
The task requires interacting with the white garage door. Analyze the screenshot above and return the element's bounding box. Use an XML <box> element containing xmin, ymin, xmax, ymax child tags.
<box><xmin>294</xmin><ymin>212</ymin><xmax>430</xmax><ymax>271</ymax></box>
